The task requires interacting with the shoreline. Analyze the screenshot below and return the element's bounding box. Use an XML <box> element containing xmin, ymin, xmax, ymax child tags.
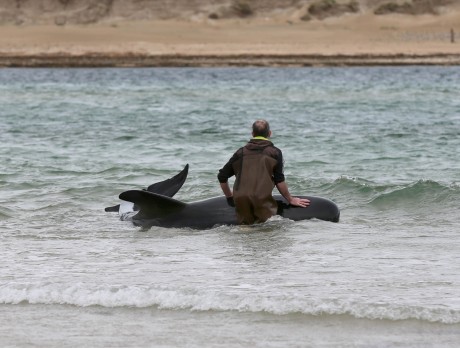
<box><xmin>1</xmin><ymin>53</ymin><xmax>460</xmax><ymax>67</ymax></box>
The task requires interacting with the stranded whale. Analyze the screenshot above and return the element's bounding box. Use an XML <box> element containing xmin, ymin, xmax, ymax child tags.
<box><xmin>105</xmin><ymin>164</ymin><xmax>340</xmax><ymax>229</ymax></box>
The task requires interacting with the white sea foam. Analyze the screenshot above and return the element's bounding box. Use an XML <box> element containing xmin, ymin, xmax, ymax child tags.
<box><xmin>1</xmin><ymin>283</ymin><xmax>459</xmax><ymax>324</ymax></box>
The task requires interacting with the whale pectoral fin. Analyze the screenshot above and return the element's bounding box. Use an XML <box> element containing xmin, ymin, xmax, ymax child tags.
<box><xmin>119</xmin><ymin>190</ymin><xmax>186</xmax><ymax>219</ymax></box>
<box><xmin>147</xmin><ymin>164</ymin><xmax>189</xmax><ymax>197</ymax></box>
<box><xmin>105</xmin><ymin>204</ymin><xmax>120</xmax><ymax>212</ymax></box>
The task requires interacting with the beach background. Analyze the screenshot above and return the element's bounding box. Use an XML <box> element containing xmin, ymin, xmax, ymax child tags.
<box><xmin>0</xmin><ymin>0</ymin><xmax>460</xmax><ymax>66</ymax></box>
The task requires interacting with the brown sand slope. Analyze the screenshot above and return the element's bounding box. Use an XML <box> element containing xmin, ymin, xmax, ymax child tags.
<box><xmin>0</xmin><ymin>0</ymin><xmax>459</xmax><ymax>66</ymax></box>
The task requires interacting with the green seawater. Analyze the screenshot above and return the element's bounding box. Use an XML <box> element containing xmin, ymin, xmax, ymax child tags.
<box><xmin>0</xmin><ymin>67</ymin><xmax>459</xmax><ymax>347</ymax></box>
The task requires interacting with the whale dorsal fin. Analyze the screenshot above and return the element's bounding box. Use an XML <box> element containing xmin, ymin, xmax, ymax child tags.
<box><xmin>147</xmin><ymin>164</ymin><xmax>189</xmax><ymax>197</ymax></box>
<box><xmin>119</xmin><ymin>190</ymin><xmax>186</xmax><ymax>219</ymax></box>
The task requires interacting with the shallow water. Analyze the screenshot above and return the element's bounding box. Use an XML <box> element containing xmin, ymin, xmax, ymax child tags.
<box><xmin>0</xmin><ymin>67</ymin><xmax>459</xmax><ymax>347</ymax></box>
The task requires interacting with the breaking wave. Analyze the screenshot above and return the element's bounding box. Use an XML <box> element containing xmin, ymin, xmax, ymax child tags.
<box><xmin>319</xmin><ymin>177</ymin><xmax>459</xmax><ymax>210</ymax></box>
<box><xmin>1</xmin><ymin>283</ymin><xmax>459</xmax><ymax>324</ymax></box>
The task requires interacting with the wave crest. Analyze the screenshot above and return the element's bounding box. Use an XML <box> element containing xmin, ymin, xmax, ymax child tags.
<box><xmin>1</xmin><ymin>283</ymin><xmax>458</xmax><ymax>324</ymax></box>
<box><xmin>369</xmin><ymin>180</ymin><xmax>459</xmax><ymax>209</ymax></box>
<box><xmin>320</xmin><ymin>177</ymin><xmax>459</xmax><ymax>210</ymax></box>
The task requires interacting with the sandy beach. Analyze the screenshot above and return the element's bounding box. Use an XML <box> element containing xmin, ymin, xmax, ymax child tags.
<box><xmin>1</xmin><ymin>6</ymin><xmax>460</xmax><ymax>66</ymax></box>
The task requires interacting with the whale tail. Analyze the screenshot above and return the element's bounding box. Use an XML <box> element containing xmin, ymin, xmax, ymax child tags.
<box><xmin>119</xmin><ymin>190</ymin><xmax>186</xmax><ymax>220</ymax></box>
<box><xmin>104</xmin><ymin>164</ymin><xmax>189</xmax><ymax>212</ymax></box>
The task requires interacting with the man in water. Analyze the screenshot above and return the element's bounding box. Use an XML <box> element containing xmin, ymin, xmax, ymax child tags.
<box><xmin>218</xmin><ymin>119</ymin><xmax>310</xmax><ymax>224</ymax></box>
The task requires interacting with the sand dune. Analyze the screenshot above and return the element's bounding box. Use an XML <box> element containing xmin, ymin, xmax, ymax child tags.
<box><xmin>0</xmin><ymin>0</ymin><xmax>459</xmax><ymax>66</ymax></box>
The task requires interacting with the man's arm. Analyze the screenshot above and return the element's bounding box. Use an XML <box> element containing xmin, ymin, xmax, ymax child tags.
<box><xmin>276</xmin><ymin>181</ymin><xmax>310</xmax><ymax>207</ymax></box>
<box><xmin>220</xmin><ymin>182</ymin><xmax>233</xmax><ymax>198</ymax></box>
<box><xmin>218</xmin><ymin>149</ymin><xmax>241</xmax><ymax>198</ymax></box>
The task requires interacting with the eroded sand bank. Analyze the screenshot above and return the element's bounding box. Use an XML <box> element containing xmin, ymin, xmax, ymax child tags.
<box><xmin>1</xmin><ymin>12</ymin><xmax>459</xmax><ymax>66</ymax></box>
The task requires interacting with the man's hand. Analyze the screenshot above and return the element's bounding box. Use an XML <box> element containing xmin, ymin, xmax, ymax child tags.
<box><xmin>289</xmin><ymin>197</ymin><xmax>310</xmax><ymax>208</ymax></box>
<box><xmin>226</xmin><ymin>196</ymin><xmax>235</xmax><ymax>207</ymax></box>
<box><xmin>276</xmin><ymin>181</ymin><xmax>310</xmax><ymax>208</ymax></box>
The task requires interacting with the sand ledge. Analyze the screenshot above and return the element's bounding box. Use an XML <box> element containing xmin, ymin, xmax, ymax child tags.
<box><xmin>1</xmin><ymin>11</ymin><xmax>460</xmax><ymax>67</ymax></box>
<box><xmin>1</xmin><ymin>52</ymin><xmax>460</xmax><ymax>67</ymax></box>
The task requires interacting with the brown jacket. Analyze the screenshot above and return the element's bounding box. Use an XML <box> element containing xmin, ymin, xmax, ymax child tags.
<box><xmin>218</xmin><ymin>139</ymin><xmax>284</xmax><ymax>224</ymax></box>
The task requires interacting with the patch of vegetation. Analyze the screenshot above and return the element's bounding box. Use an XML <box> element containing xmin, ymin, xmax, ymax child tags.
<box><xmin>304</xmin><ymin>0</ymin><xmax>359</xmax><ymax>20</ymax></box>
<box><xmin>374</xmin><ymin>0</ymin><xmax>453</xmax><ymax>15</ymax></box>
<box><xmin>375</xmin><ymin>1</ymin><xmax>418</xmax><ymax>15</ymax></box>
<box><xmin>300</xmin><ymin>13</ymin><xmax>312</xmax><ymax>21</ymax></box>
<box><xmin>231</xmin><ymin>0</ymin><xmax>254</xmax><ymax>18</ymax></box>
<box><xmin>309</xmin><ymin>0</ymin><xmax>338</xmax><ymax>16</ymax></box>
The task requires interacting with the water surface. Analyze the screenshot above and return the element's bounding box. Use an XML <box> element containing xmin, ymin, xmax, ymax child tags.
<box><xmin>1</xmin><ymin>67</ymin><xmax>459</xmax><ymax>347</ymax></box>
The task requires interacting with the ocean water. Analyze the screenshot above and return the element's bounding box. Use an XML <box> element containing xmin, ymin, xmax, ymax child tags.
<box><xmin>0</xmin><ymin>67</ymin><xmax>459</xmax><ymax>347</ymax></box>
